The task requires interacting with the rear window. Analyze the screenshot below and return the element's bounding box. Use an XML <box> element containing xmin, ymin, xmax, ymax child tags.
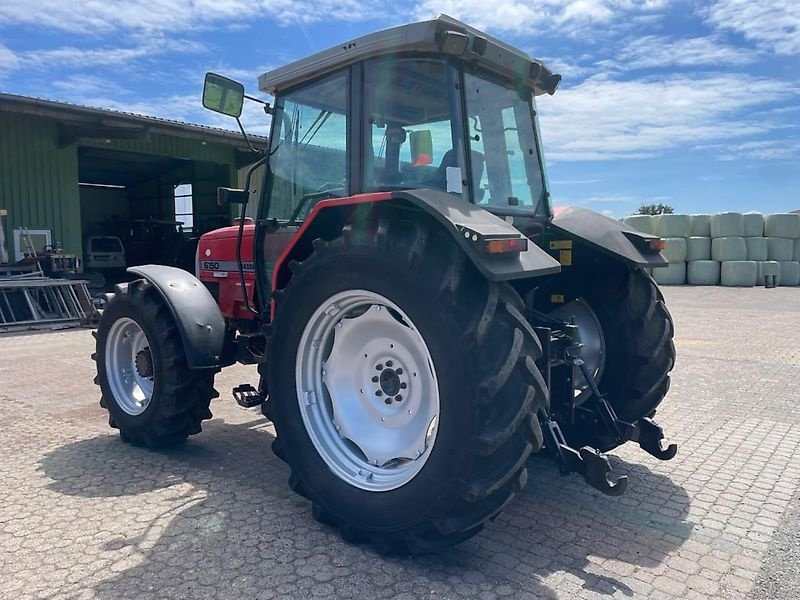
<box><xmin>91</xmin><ymin>238</ymin><xmax>123</xmax><ymax>253</ymax></box>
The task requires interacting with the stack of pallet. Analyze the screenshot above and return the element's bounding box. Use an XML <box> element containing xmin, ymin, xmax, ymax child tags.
<box><xmin>622</xmin><ymin>212</ymin><xmax>800</xmax><ymax>286</ymax></box>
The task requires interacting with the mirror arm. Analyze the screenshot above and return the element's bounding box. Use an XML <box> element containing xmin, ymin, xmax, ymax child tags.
<box><xmin>244</xmin><ymin>93</ymin><xmax>272</xmax><ymax>114</ymax></box>
<box><xmin>242</xmin><ymin>153</ymin><xmax>269</xmax><ymax>192</ymax></box>
<box><xmin>236</xmin><ymin>117</ymin><xmax>264</xmax><ymax>155</ymax></box>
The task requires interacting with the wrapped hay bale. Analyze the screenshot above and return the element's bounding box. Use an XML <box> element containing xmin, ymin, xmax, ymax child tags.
<box><xmin>757</xmin><ymin>261</ymin><xmax>780</xmax><ymax>286</ymax></box>
<box><xmin>687</xmin><ymin>260</ymin><xmax>720</xmax><ymax>285</ymax></box>
<box><xmin>657</xmin><ymin>214</ymin><xmax>691</xmax><ymax>238</ymax></box>
<box><xmin>764</xmin><ymin>213</ymin><xmax>800</xmax><ymax>239</ymax></box>
<box><xmin>711</xmin><ymin>237</ymin><xmax>747</xmax><ymax>262</ymax></box>
<box><xmin>663</xmin><ymin>237</ymin><xmax>687</xmax><ymax>263</ymax></box>
<box><xmin>710</xmin><ymin>212</ymin><xmax>744</xmax><ymax>238</ymax></box>
<box><xmin>767</xmin><ymin>237</ymin><xmax>794</xmax><ymax>261</ymax></box>
<box><xmin>720</xmin><ymin>261</ymin><xmax>757</xmax><ymax>287</ymax></box>
<box><xmin>779</xmin><ymin>261</ymin><xmax>800</xmax><ymax>286</ymax></box>
<box><xmin>686</xmin><ymin>237</ymin><xmax>711</xmax><ymax>261</ymax></box>
<box><xmin>745</xmin><ymin>236</ymin><xmax>768</xmax><ymax>261</ymax></box>
<box><xmin>652</xmin><ymin>262</ymin><xmax>686</xmax><ymax>285</ymax></box>
<box><xmin>742</xmin><ymin>212</ymin><xmax>764</xmax><ymax>237</ymax></box>
<box><xmin>794</xmin><ymin>238</ymin><xmax>800</xmax><ymax>261</ymax></box>
<box><xmin>622</xmin><ymin>215</ymin><xmax>656</xmax><ymax>234</ymax></box>
<box><xmin>689</xmin><ymin>214</ymin><xmax>711</xmax><ymax>237</ymax></box>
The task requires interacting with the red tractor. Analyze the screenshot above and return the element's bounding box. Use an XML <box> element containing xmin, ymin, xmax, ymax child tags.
<box><xmin>93</xmin><ymin>15</ymin><xmax>676</xmax><ymax>554</ymax></box>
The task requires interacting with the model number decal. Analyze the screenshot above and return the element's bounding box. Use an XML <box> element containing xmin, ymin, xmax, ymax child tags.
<box><xmin>202</xmin><ymin>260</ymin><xmax>254</xmax><ymax>272</ymax></box>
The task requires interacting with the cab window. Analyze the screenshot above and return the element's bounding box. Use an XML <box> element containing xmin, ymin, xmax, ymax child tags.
<box><xmin>268</xmin><ymin>71</ymin><xmax>348</xmax><ymax>222</ymax></box>
<box><xmin>362</xmin><ymin>57</ymin><xmax>465</xmax><ymax>197</ymax></box>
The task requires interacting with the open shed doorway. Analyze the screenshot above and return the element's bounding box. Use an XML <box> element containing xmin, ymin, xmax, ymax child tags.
<box><xmin>77</xmin><ymin>146</ymin><xmax>233</xmax><ymax>288</ymax></box>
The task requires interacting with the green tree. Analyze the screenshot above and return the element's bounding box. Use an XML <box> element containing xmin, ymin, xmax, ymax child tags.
<box><xmin>637</xmin><ymin>203</ymin><xmax>675</xmax><ymax>215</ymax></box>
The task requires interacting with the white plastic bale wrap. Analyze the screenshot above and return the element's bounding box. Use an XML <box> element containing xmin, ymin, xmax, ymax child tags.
<box><xmin>687</xmin><ymin>260</ymin><xmax>720</xmax><ymax>285</ymax></box>
<box><xmin>779</xmin><ymin>261</ymin><xmax>800</xmax><ymax>286</ymax></box>
<box><xmin>711</xmin><ymin>237</ymin><xmax>747</xmax><ymax>262</ymax></box>
<box><xmin>710</xmin><ymin>212</ymin><xmax>744</xmax><ymax>238</ymax></box>
<box><xmin>794</xmin><ymin>239</ymin><xmax>800</xmax><ymax>261</ymax></box>
<box><xmin>767</xmin><ymin>237</ymin><xmax>794</xmax><ymax>261</ymax></box>
<box><xmin>764</xmin><ymin>214</ymin><xmax>800</xmax><ymax>239</ymax></box>
<box><xmin>756</xmin><ymin>261</ymin><xmax>780</xmax><ymax>284</ymax></box>
<box><xmin>622</xmin><ymin>215</ymin><xmax>655</xmax><ymax>234</ymax></box>
<box><xmin>652</xmin><ymin>262</ymin><xmax>686</xmax><ymax>285</ymax></box>
<box><xmin>686</xmin><ymin>237</ymin><xmax>711</xmax><ymax>261</ymax></box>
<box><xmin>742</xmin><ymin>212</ymin><xmax>764</xmax><ymax>237</ymax></box>
<box><xmin>689</xmin><ymin>214</ymin><xmax>711</xmax><ymax>237</ymax></box>
<box><xmin>745</xmin><ymin>237</ymin><xmax>768</xmax><ymax>261</ymax></box>
<box><xmin>720</xmin><ymin>261</ymin><xmax>757</xmax><ymax>287</ymax></box>
<box><xmin>656</xmin><ymin>214</ymin><xmax>691</xmax><ymax>238</ymax></box>
<box><xmin>662</xmin><ymin>237</ymin><xmax>687</xmax><ymax>263</ymax></box>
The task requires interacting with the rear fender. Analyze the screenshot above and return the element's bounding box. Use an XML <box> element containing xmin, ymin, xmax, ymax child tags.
<box><xmin>127</xmin><ymin>265</ymin><xmax>227</xmax><ymax>369</ymax></box>
<box><xmin>272</xmin><ymin>189</ymin><xmax>561</xmax><ymax>296</ymax></box>
<box><xmin>549</xmin><ymin>206</ymin><xmax>668</xmax><ymax>268</ymax></box>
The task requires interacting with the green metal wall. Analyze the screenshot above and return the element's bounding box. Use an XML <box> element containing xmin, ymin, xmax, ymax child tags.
<box><xmin>0</xmin><ymin>111</ymin><xmax>241</xmax><ymax>264</ymax></box>
<box><xmin>83</xmin><ymin>133</ymin><xmax>239</xmax><ymax>166</ymax></box>
<box><xmin>0</xmin><ymin>112</ymin><xmax>81</xmax><ymax>260</ymax></box>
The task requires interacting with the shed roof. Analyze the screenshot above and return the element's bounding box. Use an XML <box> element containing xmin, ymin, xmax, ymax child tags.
<box><xmin>0</xmin><ymin>91</ymin><xmax>268</xmax><ymax>150</ymax></box>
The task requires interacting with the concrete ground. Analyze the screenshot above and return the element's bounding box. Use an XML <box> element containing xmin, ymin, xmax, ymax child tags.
<box><xmin>0</xmin><ymin>286</ymin><xmax>798</xmax><ymax>600</ymax></box>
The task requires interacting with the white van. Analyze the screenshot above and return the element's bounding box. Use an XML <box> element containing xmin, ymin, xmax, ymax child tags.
<box><xmin>84</xmin><ymin>236</ymin><xmax>126</xmax><ymax>270</ymax></box>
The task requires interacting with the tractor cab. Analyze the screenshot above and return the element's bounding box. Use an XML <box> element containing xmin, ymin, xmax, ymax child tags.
<box><xmin>205</xmin><ymin>15</ymin><xmax>559</xmax><ymax>225</ymax></box>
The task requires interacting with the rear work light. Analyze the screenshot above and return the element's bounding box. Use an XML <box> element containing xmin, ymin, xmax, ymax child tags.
<box><xmin>483</xmin><ymin>237</ymin><xmax>528</xmax><ymax>255</ymax></box>
<box><xmin>648</xmin><ymin>239</ymin><xmax>667</xmax><ymax>251</ymax></box>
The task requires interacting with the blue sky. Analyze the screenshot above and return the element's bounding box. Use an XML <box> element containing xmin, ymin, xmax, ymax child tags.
<box><xmin>0</xmin><ymin>0</ymin><xmax>798</xmax><ymax>217</ymax></box>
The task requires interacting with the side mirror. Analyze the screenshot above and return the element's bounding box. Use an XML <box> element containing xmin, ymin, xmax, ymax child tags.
<box><xmin>217</xmin><ymin>187</ymin><xmax>250</xmax><ymax>206</ymax></box>
<box><xmin>410</xmin><ymin>130</ymin><xmax>433</xmax><ymax>166</ymax></box>
<box><xmin>203</xmin><ymin>73</ymin><xmax>245</xmax><ymax>118</ymax></box>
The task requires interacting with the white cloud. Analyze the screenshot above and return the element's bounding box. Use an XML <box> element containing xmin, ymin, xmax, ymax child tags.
<box><xmin>536</xmin><ymin>73</ymin><xmax>800</xmax><ymax>160</ymax></box>
<box><xmin>616</xmin><ymin>35</ymin><xmax>761</xmax><ymax>69</ymax></box>
<box><xmin>540</xmin><ymin>56</ymin><xmax>599</xmax><ymax>80</ymax></box>
<box><xmin>0</xmin><ymin>0</ymin><xmax>382</xmax><ymax>34</ymax></box>
<box><xmin>717</xmin><ymin>139</ymin><xmax>800</xmax><ymax>161</ymax></box>
<box><xmin>708</xmin><ymin>0</ymin><xmax>800</xmax><ymax>55</ymax></box>
<box><xmin>0</xmin><ymin>43</ymin><xmax>19</xmax><ymax>71</ymax></box>
<box><xmin>52</xmin><ymin>75</ymin><xmax>129</xmax><ymax>97</ymax></box>
<box><xmin>8</xmin><ymin>35</ymin><xmax>207</xmax><ymax>73</ymax></box>
<box><xmin>412</xmin><ymin>0</ymin><xmax>671</xmax><ymax>35</ymax></box>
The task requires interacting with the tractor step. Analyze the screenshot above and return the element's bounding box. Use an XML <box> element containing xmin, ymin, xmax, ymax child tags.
<box><xmin>232</xmin><ymin>384</ymin><xmax>264</xmax><ymax>408</ymax></box>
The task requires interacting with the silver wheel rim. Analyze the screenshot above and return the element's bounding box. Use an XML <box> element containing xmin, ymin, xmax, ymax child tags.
<box><xmin>549</xmin><ymin>299</ymin><xmax>606</xmax><ymax>398</ymax></box>
<box><xmin>296</xmin><ymin>290</ymin><xmax>440</xmax><ymax>492</ymax></box>
<box><xmin>105</xmin><ymin>317</ymin><xmax>155</xmax><ymax>416</ymax></box>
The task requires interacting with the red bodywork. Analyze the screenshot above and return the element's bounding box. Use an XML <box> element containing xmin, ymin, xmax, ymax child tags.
<box><xmin>197</xmin><ymin>224</ymin><xmax>257</xmax><ymax>320</ymax></box>
<box><xmin>197</xmin><ymin>192</ymin><xmax>392</xmax><ymax>321</ymax></box>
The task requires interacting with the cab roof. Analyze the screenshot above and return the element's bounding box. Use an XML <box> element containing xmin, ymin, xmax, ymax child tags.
<box><xmin>258</xmin><ymin>15</ymin><xmax>560</xmax><ymax>97</ymax></box>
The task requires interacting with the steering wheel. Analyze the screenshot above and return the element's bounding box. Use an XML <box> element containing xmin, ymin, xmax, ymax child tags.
<box><xmin>287</xmin><ymin>184</ymin><xmax>345</xmax><ymax>224</ymax></box>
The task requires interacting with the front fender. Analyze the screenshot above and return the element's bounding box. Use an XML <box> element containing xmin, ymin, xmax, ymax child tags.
<box><xmin>550</xmin><ymin>206</ymin><xmax>668</xmax><ymax>267</ymax></box>
<box><xmin>127</xmin><ymin>265</ymin><xmax>227</xmax><ymax>369</ymax></box>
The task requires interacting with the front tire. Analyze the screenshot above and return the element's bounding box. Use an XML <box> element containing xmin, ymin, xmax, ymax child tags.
<box><xmin>93</xmin><ymin>280</ymin><xmax>218</xmax><ymax>448</ymax></box>
<box><xmin>267</xmin><ymin>218</ymin><xmax>548</xmax><ymax>554</ymax></box>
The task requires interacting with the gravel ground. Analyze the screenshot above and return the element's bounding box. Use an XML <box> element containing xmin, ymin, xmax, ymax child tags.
<box><xmin>0</xmin><ymin>285</ymin><xmax>799</xmax><ymax>599</ymax></box>
<box><xmin>749</xmin><ymin>490</ymin><xmax>800</xmax><ymax>600</ymax></box>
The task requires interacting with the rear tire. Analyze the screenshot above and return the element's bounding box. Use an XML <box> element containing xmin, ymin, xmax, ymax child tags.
<box><xmin>267</xmin><ymin>218</ymin><xmax>548</xmax><ymax>554</ymax></box>
<box><xmin>547</xmin><ymin>268</ymin><xmax>675</xmax><ymax>451</ymax></box>
<box><xmin>93</xmin><ymin>279</ymin><xmax>218</xmax><ymax>448</ymax></box>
